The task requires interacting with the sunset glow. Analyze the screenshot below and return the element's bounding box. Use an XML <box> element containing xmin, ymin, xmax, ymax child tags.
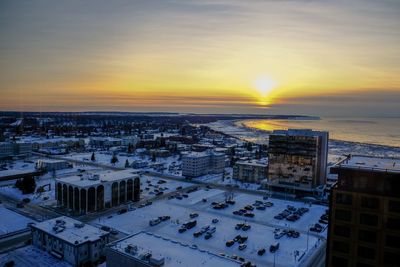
<box><xmin>0</xmin><ymin>0</ymin><xmax>399</xmax><ymax>116</ymax></box>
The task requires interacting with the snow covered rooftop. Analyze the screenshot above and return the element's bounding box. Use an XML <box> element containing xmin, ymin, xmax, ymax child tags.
<box><xmin>37</xmin><ymin>159</ymin><xmax>67</xmax><ymax>163</ymax></box>
<box><xmin>335</xmin><ymin>155</ymin><xmax>400</xmax><ymax>173</ymax></box>
<box><xmin>235</xmin><ymin>159</ymin><xmax>268</xmax><ymax>167</ymax></box>
<box><xmin>108</xmin><ymin>231</ymin><xmax>239</xmax><ymax>267</ymax></box>
<box><xmin>18</xmin><ymin>136</ymin><xmax>82</xmax><ymax>144</ymax></box>
<box><xmin>56</xmin><ymin>169</ymin><xmax>139</xmax><ymax>187</ymax></box>
<box><xmin>272</xmin><ymin>129</ymin><xmax>328</xmax><ymax>137</ymax></box>
<box><xmin>183</xmin><ymin>151</ymin><xmax>224</xmax><ymax>158</ymax></box>
<box><xmin>31</xmin><ymin>216</ymin><xmax>109</xmax><ymax>245</ymax></box>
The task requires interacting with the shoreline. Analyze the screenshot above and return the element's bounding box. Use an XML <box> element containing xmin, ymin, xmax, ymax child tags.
<box><xmin>205</xmin><ymin>119</ymin><xmax>400</xmax><ymax>159</ymax></box>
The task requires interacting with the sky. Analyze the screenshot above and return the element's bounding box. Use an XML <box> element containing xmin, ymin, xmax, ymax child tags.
<box><xmin>0</xmin><ymin>0</ymin><xmax>399</xmax><ymax>117</ymax></box>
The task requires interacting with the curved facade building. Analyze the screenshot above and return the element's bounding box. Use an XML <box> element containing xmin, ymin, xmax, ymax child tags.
<box><xmin>55</xmin><ymin>170</ymin><xmax>140</xmax><ymax>214</ymax></box>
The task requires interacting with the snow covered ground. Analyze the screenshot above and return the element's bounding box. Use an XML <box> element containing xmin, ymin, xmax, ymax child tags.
<box><xmin>64</xmin><ymin>151</ymin><xmax>183</xmax><ymax>176</ymax></box>
<box><xmin>94</xmin><ymin>188</ymin><xmax>327</xmax><ymax>267</ymax></box>
<box><xmin>0</xmin><ymin>245</ymin><xmax>72</xmax><ymax>267</ymax></box>
<box><xmin>0</xmin><ymin>205</ymin><xmax>33</xmax><ymax>236</ymax></box>
<box><xmin>140</xmin><ymin>175</ymin><xmax>194</xmax><ymax>200</ymax></box>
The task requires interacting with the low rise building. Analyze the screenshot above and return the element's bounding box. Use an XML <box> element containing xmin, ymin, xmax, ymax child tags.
<box><xmin>55</xmin><ymin>170</ymin><xmax>140</xmax><ymax>214</ymax></box>
<box><xmin>121</xmin><ymin>136</ymin><xmax>140</xmax><ymax>147</ymax></box>
<box><xmin>182</xmin><ymin>151</ymin><xmax>225</xmax><ymax>178</ymax></box>
<box><xmin>0</xmin><ymin>141</ymin><xmax>32</xmax><ymax>159</ymax></box>
<box><xmin>106</xmin><ymin>231</ymin><xmax>239</xmax><ymax>267</ymax></box>
<box><xmin>191</xmin><ymin>143</ymin><xmax>215</xmax><ymax>152</ymax></box>
<box><xmin>89</xmin><ymin>137</ymin><xmax>122</xmax><ymax>148</ymax></box>
<box><xmin>233</xmin><ymin>159</ymin><xmax>268</xmax><ymax>183</ymax></box>
<box><xmin>20</xmin><ymin>137</ymin><xmax>85</xmax><ymax>151</ymax></box>
<box><xmin>30</xmin><ymin>216</ymin><xmax>110</xmax><ymax>267</ymax></box>
<box><xmin>36</xmin><ymin>159</ymin><xmax>71</xmax><ymax>171</ymax></box>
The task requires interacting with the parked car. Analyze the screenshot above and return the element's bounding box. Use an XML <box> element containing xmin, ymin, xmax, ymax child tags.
<box><xmin>189</xmin><ymin>213</ymin><xmax>199</xmax><ymax>218</ymax></box>
<box><xmin>226</xmin><ymin>240</ymin><xmax>235</xmax><ymax>247</ymax></box>
<box><xmin>193</xmin><ymin>231</ymin><xmax>202</xmax><ymax>237</ymax></box>
<box><xmin>149</xmin><ymin>218</ymin><xmax>161</xmax><ymax>226</ymax></box>
<box><xmin>244</xmin><ymin>213</ymin><xmax>255</xmax><ymax>218</ymax></box>
<box><xmin>117</xmin><ymin>208</ymin><xmax>127</xmax><ymax>214</ymax></box>
<box><xmin>270</xmin><ymin>242</ymin><xmax>280</xmax><ymax>253</ymax></box>
<box><xmin>238</xmin><ymin>244</ymin><xmax>247</xmax><ymax>250</ymax></box>
<box><xmin>257</xmin><ymin>248</ymin><xmax>266</xmax><ymax>256</ymax></box>
<box><xmin>204</xmin><ymin>232</ymin><xmax>213</xmax><ymax>239</ymax></box>
<box><xmin>242</xmin><ymin>224</ymin><xmax>251</xmax><ymax>231</ymax></box>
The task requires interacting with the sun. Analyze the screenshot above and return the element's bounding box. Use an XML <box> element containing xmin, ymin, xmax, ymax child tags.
<box><xmin>253</xmin><ymin>75</ymin><xmax>277</xmax><ymax>98</ymax></box>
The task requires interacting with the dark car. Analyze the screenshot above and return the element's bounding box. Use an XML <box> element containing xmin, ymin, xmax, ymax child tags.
<box><xmin>189</xmin><ymin>213</ymin><xmax>199</xmax><ymax>218</ymax></box>
<box><xmin>270</xmin><ymin>242</ymin><xmax>280</xmax><ymax>253</ymax></box>
<box><xmin>235</xmin><ymin>223</ymin><xmax>244</xmax><ymax>230</ymax></box>
<box><xmin>193</xmin><ymin>231</ymin><xmax>202</xmax><ymax>237</ymax></box>
<box><xmin>242</xmin><ymin>224</ymin><xmax>251</xmax><ymax>231</ymax></box>
<box><xmin>226</xmin><ymin>240</ymin><xmax>235</xmax><ymax>247</ymax></box>
<box><xmin>257</xmin><ymin>248</ymin><xmax>266</xmax><ymax>256</ymax></box>
<box><xmin>117</xmin><ymin>208</ymin><xmax>127</xmax><ymax>214</ymax></box>
<box><xmin>244</xmin><ymin>213</ymin><xmax>255</xmax><ymax>218</ymax></box>
<box><xmin>204</xmin><ymin>232</ymin><xmax>213</xmax><ymax>239</ymax></box>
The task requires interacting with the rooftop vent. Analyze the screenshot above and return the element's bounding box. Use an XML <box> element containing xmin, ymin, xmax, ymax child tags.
<box><xmin>74</xmin><ymin>223</ymin><xmax>85</xmax><ymax>228</ymax></box>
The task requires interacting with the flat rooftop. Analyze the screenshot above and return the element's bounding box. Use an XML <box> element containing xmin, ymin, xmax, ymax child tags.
<box><xmin>31</xmin><ymin>216</ymin><xmax>108</xmax><ymax>245</ymax></box>
<box><xmin>109</xmin><ymin>231</ymin><xmax>239</xmax><ymax>267</ymax></box>
<box><xmin>56</xmin><ymin>169</ymin><xmax>139</xmax><ymax>187</ymax></box>
<box><xmin>37</xmin><ymin>159</ymin><xmax>67</xmax><ymax>163</ymax></box>
<box><xmin>272</xmin><ymin>129</ymin><xmax>328</xmax><ymax>137</ymax></box>
<box><xmin>18</xmin><ymin>136</ymin><xmax>82</xmax><ymax>144</ymax></box>
<box><xmin>236</xmin><ymin>159</ymin><xmax>268</xmax><ymax>167</ymax></box>
<box><xmin>335</xmin><ymin>155</ymin><xmax>400</xmax><ymax>173</ymax></box>
<box><xmin>183</xmin><ymin>151</ymin><xmax>224</xmax><ymax>158</ymax></box>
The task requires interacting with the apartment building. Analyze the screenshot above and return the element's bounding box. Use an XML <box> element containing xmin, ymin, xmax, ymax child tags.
<box><xmin>30</xmin><ymin>216</ymin><xmax>109</xmax><ymax>266</ymax></box>
<box><xmin>233</xmin><ymin>159</ymin><xmax>268</xmax><ymax>183</ymax></box>
<box><xmin>182</xmin><ymin>151</ymin><xmax>225</xmax><ymax>178</ymax></box>
<box><xmin>327</xmin><ymin>155</ymin><xmax>400</xmax><ymax>267</ymax></box>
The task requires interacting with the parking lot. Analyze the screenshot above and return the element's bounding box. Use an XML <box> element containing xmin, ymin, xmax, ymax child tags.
<box><xmin>94</xmin><ymin>187</ymin><xmax>327</xmax><ymax>267</ymax></box>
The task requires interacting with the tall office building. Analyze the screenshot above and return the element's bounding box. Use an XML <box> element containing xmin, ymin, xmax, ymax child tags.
<box><xmin>327</xmin><ymin>155</ymin><xmax>400</xmax><ymax>267</ymax></box>
<box><xmin>267</xmin><ymin>129</ymin><xmax>328</xmax><ymax>195</ymax></box>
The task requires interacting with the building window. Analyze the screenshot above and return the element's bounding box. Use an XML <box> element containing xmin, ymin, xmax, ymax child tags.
<box><xmin>360</xmin><ymin>196</ymin><xmax>379</xmax><ymax>210</ymax></box>
<box><xmin>335</xmin><ymin>209</ymin><xmax>352</xmax><ymax>222</ymax></box>
<box><xmin>384</xmin><ymin>251</ymin><xmax>397</xmax><ymax>265</ymax></box>
<box><xmin>356</xmin><ymin>262</ymin><xmax>374</xmax><ymax>267</ymax></box>
<box><xmin>333</xmin><ymin>240</ymin><xmax>350</xmax><ymax>254</ymax></box>
<box><xmin>358</xmin><ymin>230</ymin><xmax>376</xmax><ymax>244</ymax></box>
<box><xmin>334</xmin><ymin>225</ymin><xmax>351</xmax><ymax>238</ymax></box>
<box><xmin>331</xmin><ymin>256</ymin><xmax>348</xmax><ymax>267</ymax></box>
<box><xmin>388</xmin><ymin>200</ymin><xmax>400</xmax><ymax>213</ymax></box>
<box><xmin>359</xmin><ymin>214</ymin><xmax>378</xmax><ymax>226</ymax></box>
<box><xmin>336</xmin><ymin>193</ymin><xmax>352</xmax><ymax>205</ymax></box>
<box><xmin>357</xmin><ymin>246</ymin><xmax>375</xmax><ymax>260</ymax></box>
<box><xmin>386</xmin><ymin>217</ymin><xmax>400</xmax><ymax>230</ymax></box>
<box><xmin>385</xmin><ymin>235</ymin><xmax>400</xmax><ymax>249</ymax></box>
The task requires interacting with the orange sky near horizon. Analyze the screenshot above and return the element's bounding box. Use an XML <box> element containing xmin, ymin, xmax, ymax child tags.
<box><xmin>0</xmin><ymin>0</ymin><xmax>399</xmax><ymax>115</ymax></box>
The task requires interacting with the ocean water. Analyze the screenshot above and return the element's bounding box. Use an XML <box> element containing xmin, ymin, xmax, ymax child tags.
<box><xmin>239</xmin><ymin>116</ymin><xmax>400</xmax><ymax>148</ymax></box>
